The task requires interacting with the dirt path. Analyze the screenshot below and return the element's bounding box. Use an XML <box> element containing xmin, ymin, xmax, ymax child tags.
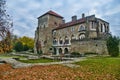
<box><xmin>0</xmin><ymin>57</ymin><xmax>86</xmax><ymax>68</ymax></box>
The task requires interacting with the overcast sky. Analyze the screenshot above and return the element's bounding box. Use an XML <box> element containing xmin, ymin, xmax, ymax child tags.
<box><xmin>7</xmin><ymin>0</ymin><xmax>120</xmax><ymax>38</ymax></box>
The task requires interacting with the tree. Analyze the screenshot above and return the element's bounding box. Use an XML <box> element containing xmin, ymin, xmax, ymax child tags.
<box><xmin>14</xmin><ymin>41</ymin><xmax>23</xmax><ymax>52</ymax></box>
<box><xmin>106</xmin><ymin>36</ymin><xmax>119</xmax><ymax>57</ymax></box>
<box><xmin>18</xmin><ymin>36</ymin><xmax>34</xmax><ymax>50</ymax></box>
<box><xmin>23</xmin><ymin>44</ymin><xmax>29</xmax><ymax>51</ymax></box>
<box><xmin>13</xmin><ymin>36</ymin><xmax>34</xmax><ymax>52</ymax></box>
<box><xmin>0</xmin><ymin>0</ymin><xmax>13</xmax><ymax>53</ymax></box>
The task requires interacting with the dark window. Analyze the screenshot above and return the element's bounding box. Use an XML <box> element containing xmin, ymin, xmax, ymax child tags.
<box><xmin>59</xmin><ymin>40</ymin><xmax>63</xmax><ymax>44</ymax></box>
<box><xmin>49</xmin><ymin>48</ymin><xmax>52</xmax><ymax>50</ymax></box>
<box><xmin>64</xmin><ymin>36</ymin><xmax>69</xmax><ymax>44</ymax></box>
<box><xmin>53</xmin><ymin>38</ymin><xmax>57</xmax><ymax>45</ymax></box>
<box><xmin>54</xmin><ymin>22</ymin><xmax>57</xmax><ymax>26</ymax></box>
<box><xmin>65</xmin><ymin>39</ymin><xmax>69</xmax><ymax>44</ymax></box>
<box><xmin>44</xmin><ymin>24</ymin><xmax>45</xmax><ymax>28</ymax></box>
<box><xmin>44</xmin><ymin>40</ymin><xmax>46</xmax><ymax>44</ymax></box>
<box><xmin>101</xmin><ymin>24</ymin><xmax>103</xmax><ymax>32</ymax></box>
<box><xmin>92</xmin><ymin>21</ymin><xmax>94</xmax><ymax>29</ymax></box>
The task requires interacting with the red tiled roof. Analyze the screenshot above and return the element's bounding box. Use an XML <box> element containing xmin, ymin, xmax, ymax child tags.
<box><xmin>38</xmin><ymin>10</ymin><xmax>63</xmax><ymax>18</ymax></box>
<box><xmin>53</xmin><ymin>18</ymin><xmax>86</xmax><ymax>30</ymax></box>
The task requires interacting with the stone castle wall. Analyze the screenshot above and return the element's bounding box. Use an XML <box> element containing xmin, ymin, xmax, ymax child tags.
<box><xmin>71</xmin><ymin>40</ymin><xmax>108</xmax><ymax>54</ymax></box>
<box><xmin>34</xmin><ymin>14</ymin><xmax>63</xmax><ymax>54</ymax></box>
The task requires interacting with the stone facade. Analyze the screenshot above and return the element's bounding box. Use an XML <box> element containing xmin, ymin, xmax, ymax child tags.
<box><xmin>71</xmin><ymin>40</ymin><xmax>108</xmax><ymax>54</ymax></box>
<box><xmin>34</xmin><ymin>10</ymin><xmax>110</xmax><ymax>55</ymax></box>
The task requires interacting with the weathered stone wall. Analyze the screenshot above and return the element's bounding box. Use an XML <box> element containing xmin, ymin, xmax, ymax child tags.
<box><xmin>35</xmin><ymin>14</ymin><xmax>63</xmax><ymax>54</ymax></box>
<box><xmin>71</xmin><ymin>40</ymin><xmax>108</xmax><ymax>54</ymax></box>
<box><xmin>54</xmin><ymin>23</ymin><xmax>87</xmax><ymax>40</ymax></box>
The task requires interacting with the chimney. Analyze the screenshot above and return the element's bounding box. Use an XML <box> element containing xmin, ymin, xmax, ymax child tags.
<box><xmin>72</xmin><ymin>15</ymin><xmax>77</xmax><ymax>21</ymax></box>
<box><xmin>82</xmin><ymin>13</ymin><xmax>85</xmax><ymax>18</ymax></box>
<box><xmin>62</xmin><ymin>19</ymin><xmax>65</xmax><ymax>24</ymax></box>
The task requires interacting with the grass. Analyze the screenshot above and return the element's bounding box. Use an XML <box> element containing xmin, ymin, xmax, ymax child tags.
<box><xmin>0</xmin><ymin>55</ymin><xmax>120</xmax><ymax>79</ymax></box>
<box><xmin>18</xmin><ymin>58</ymin><xmax>60</xmax><ymax>63</ymax></box>
<box><xmin>0</xmin><ymin>54</ymin><xmax>26</xmax><ymax>59</ymax></box>
<box><xmin>74</xmin><ymin>56</ymin><xmax>120</xmax><ymax>80</ymax></box>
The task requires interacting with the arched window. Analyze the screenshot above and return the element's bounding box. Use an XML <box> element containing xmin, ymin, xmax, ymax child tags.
<box><xmin>52</xmin><ymin>30</ymin><xmax>56</xmax><ymax>36</ymax></box>
<box><xmin>59</xmin><ymin>48</ymin><xmax>62</xmax><ymax>54</ymax></box>
<box><xmin>43</xmin><ymin>24</ymin><xmax>45</xmax><ymax>28</ymax></box>
<box><xmin>59</xmin><ymin>37</ymin><xmax>63</xmax><ymax>44</ymax></box>
<box><xmin>107</xmin><ymin>26</ymin><xmax>109</xmax><ymax>32</ymax></box>
<box><xmin>64</xmin><ymin>36</ymin><xmax>69</xmax><ymax>44</ymax></box>
<box><xmin>78</xmin><ymin>25</ymin><xmax>85</xmax><ymax>31</ymax></box>
<box><xmin>102</xmin><ymin>24</ymin><xmax>105</xmax><ymax>32</ymax></box>
<box><xmin>64</xmin><ymin>48</ymin><xmax>69</xmax><ymax>54</ymax></box>
<box><xmin>53</xmin><ymin>37</ymin><xmax>57</xmax><ymax>45</ymax></box>
<box><xmin>100</xmin><ymin>24</ymin><xmax>103</xmax><ymax>32</ymax></box>
<box><xmin>71</xmin><ymin>34</ymin><xmax>75</xmax><ymax>40</ymax></box>
<box><xmin>79</xmin><ymin>34</ymin><xmax>85</xmax><ymax>40</ymax></box>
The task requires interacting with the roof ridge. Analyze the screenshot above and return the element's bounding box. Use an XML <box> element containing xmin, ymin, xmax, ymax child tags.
<box><xmin>38</xmin><ymin>10</ymin><xmax>63</xmax><ymax>18</ymax></box>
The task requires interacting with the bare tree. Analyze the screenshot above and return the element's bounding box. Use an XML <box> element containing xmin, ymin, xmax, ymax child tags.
<box><xmin>0</xmin><ymin>0</ymin><xmax>13</xmax><ymax>53</ymax></box>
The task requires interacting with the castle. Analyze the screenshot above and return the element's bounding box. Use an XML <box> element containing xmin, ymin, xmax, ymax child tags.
<box><xmin>34</xmin><ymin>10</ymin><xmax>110</xmax><ymax>55</ymax></box>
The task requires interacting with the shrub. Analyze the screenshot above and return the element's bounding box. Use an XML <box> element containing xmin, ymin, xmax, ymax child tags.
<box><xmin>23</xmin><ymin>45</ymin><xmax>29</xmax><ymax>51</ymax></box>
<box><xmin>84</xmin><ymin>52</ymin><xmax>97</xmax><ymax>55</ymax></box>
<box><xmin>106</xmin><ymin>36</ymin><xmax>119</xmax><ymax>57</ymax></box>
<box><xmin>70</xmin><ymin>52</ymin><xmax>84</xmax><ymax>57</ymax></box>
<box><xmin>71</xmin><ymin>52</ymin><xmax>80</xmax><ymax>55</ymax></box>
<box><xmin>14</xmin><ymin>41</ymin><xmax>23</xmax><ymax>52</ymax></box>
<box><xmin>37</xmin><ymin>50</ymin><xmax>43</xmax><ymax>56</ymax></box>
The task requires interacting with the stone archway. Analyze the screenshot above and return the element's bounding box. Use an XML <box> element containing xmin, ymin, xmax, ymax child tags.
<box><xmin>59</xmin><ymin>48</ymin><xmax>62</xmax><ymax>54</ymax></box>
<box><xmin>64</xmin><ymin>48</ymin><xmax>69</xmax><ymax>54</ymax></box>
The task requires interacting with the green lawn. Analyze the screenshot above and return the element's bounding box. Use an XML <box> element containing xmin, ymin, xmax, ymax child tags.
<box><xmin>18</xmin><ymin>58</ymin><xmax>59</xmax><ymax>63</ymax></box>
<box><xmin>0</xmin><ymin>54</ymin><xmax>26</xmax><ymax>59</ymax></box>
<box><xmin>74</xmin><ymin>56</ymin><xmax>120</xmax><ymax>80</ymax></box>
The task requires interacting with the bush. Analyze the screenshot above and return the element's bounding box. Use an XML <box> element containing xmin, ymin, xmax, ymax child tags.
<box><xmin>71</xmin><ymin>52</ymin><xmax>80</xmax><ymax>56</ymax></box>
<box><xmin>84</xmin><ymin>52</ymin><xmax>97</xmax><ymax>55</ymax></box>
<box><xmin>14</xmin><ymin>41</ymin><xmax>23</xmax><ymax>52</ymax></box>
<box><xmin>107</xmin><ymin>36</ymin><xmax>119</xmax><ymax>57</ymax></box>
<box><xmin>23</xmin><ymin>45</ymin><xmax>29</xmax><ymax>51</ymax></box>
<box><xmin>70</xmin><ymin>52</ymin><xmax>84</xmax><ymax>57</ymax></box>
<box><xmin>37</xmin><ymin>50</ymin><xmax>43</xmax><ymax>56</ymax></box>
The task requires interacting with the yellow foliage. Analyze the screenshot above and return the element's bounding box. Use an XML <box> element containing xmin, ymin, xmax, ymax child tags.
<box><xmin>18</xmin><ymin>36</ymin><xmax>34</xmax><ymax>49</ymax></box>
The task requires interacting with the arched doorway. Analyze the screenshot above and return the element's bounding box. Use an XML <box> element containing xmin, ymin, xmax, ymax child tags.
<box><xmin>59</xmin><ymin>48</ymin><xmax>62</xmax><ymax>54</ymax></box>
<box><xmin>64</xmin><ymin>48</ymin><xmax>69</xmax><ymax>54</ymax></box>
<box><xmin>53</xmin><ymin>48</ymin><xmax>57</xmax><ymax>55</ymax></box>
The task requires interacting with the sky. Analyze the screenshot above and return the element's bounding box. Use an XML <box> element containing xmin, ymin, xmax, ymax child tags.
<box><xmin>6</xmin><ymin>0</ymin><xmax>120</xmax><ymax>38</ymax></box>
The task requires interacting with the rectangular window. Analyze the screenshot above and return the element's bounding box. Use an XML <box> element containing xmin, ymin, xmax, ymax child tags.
<box><xmin>90</xmin><ymin>21</ymin><xmax>96</xmax><ymax>30</ymax></box>
<box><xmin>71</xmin><ymin>27</ymin><xmax>75</xmax><ymax>32</ymax></box>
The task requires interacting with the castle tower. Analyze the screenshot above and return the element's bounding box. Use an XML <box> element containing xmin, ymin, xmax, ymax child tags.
<box><xmin>34</xmin><ymin>10</ymin><xmax>63</xmax><ymax>54</ymax></box>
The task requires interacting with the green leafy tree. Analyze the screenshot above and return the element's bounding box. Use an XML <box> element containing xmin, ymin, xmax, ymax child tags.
<box><xmin>14</xmin><ymin>41</ymin><xmax>23</xmax><ymax>52</ymax></box>
<box><xmin>19</xmin><ymin>36</ymin><xmax>34</xmax><ymax>50</ymax></box>
<box><xmin>107</xmin><ymin>36</ymin><xmax>119</xmax><ymax>57</ymax></box>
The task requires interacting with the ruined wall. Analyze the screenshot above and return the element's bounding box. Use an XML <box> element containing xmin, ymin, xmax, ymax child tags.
<box><xmin>71</xmin><ymin>40</ymin><xmax>108</xmax><ymax>54</ymax></box>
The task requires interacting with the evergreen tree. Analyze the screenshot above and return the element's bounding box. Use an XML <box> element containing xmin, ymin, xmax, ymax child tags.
<box><xmin>107</xmin><ymin>36</ymin><xmax>119</xmax><ymax>57</ymax></box>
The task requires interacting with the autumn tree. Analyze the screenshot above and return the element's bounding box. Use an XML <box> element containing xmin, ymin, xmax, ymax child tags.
<box><xmin>14</xmin><ymin>36</ymin><xmax>34</xmax><ymax>52</ymax></box>
<box><xmin>0</xmin><ymin>0</ymin><xmax>13</xmax><ymax>53</ymax></box>
<box><xmin>18</xmin><ymin>36</ymin><xmax>34</xmax><ymax>49</ymax></box>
